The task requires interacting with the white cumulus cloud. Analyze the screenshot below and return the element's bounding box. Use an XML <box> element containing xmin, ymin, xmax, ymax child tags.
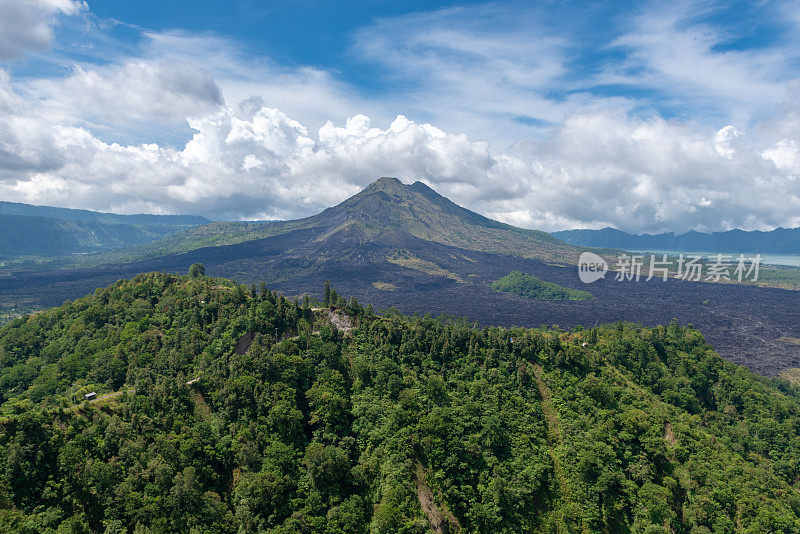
<box><xmin>762</xmin><ymin>139</ymin><xmax>800</xmax><ymax>173</ymax></box>
<box><xmin>36</xmin><ymin>60</ymin><xmax>223</xmax><ymax>123</ymax></box>
<box><xmin>713</xmin><ymin>126</ymin><xmax>744</xmax><ymax>158</ymax></box>
<box><xmin>0</xmin><ymin>0</ymin><xmax>85</xmax><ymax>61</ymax></box>
<box><xmin>2</xmin><ymin>79</ymin><xmax>800</xmax><ymax>233</ymax></box>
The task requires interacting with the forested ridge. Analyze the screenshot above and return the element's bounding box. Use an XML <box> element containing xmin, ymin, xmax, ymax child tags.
<box><xmin>1</xmin><ymin>272</ymin><xmax>800</xmax><ymax>532</ymax></box>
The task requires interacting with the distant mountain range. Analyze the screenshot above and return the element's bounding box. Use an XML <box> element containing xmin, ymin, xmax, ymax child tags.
<box><xmin>0</xmin><ymin>201</ymin><xmax>209</xmax><ymax>259</ymax></box>
<box><xmin>0</xmin><ymin>201</ymin><xmax>208</xmax><ymax>226</ymax></box>
<box><xmin>553</xmin><ymin>226</ymin><xmax>800</xmax><ymax>254</ymax></box>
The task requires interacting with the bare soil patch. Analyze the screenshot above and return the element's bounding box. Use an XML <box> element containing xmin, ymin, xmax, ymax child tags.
<box><xmin>414</xmin><ymin>463</ymin><xmax>461</xmax><ymax>533</ymax></box>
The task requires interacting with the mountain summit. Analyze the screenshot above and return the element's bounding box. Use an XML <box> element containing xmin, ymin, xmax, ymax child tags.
<box><xmin>155</xmin><ymin>177</ymin><xmax>578</xmax><ymax>263</ymax></box>
<box><xmin>304</xmin><ymin>177</ymin><xmax>571</xmax><ymax>260</ymax></box>
<box><xmin>99</xmin><ymin>177</ymin><xmax>577</xmax><ymax>265</ymax></box>
<box><xmin>317</xmin><ymin>176</ymin><xmax>510</xmax><ymax>232</ymax></box>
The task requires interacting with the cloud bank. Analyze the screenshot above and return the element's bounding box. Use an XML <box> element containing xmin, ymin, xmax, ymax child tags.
<box><xmin>1</xmin><ymin>1</ymin><xmax>800</xmax><ymax>233</ymax></box>
<box><xmin>3</xmin><ymin>63</ymin><xmax>800</xmax><ymax>233</ymax></box>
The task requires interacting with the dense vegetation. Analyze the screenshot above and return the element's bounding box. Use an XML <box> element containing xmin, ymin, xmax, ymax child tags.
<box><xmin>491</xmin><ymin>271</ymin><xmax>593</xmax><ymax>301</ymax></box>
<box><xmin>1</xmin><ymin>272</ymin><xmax>800</xmax><ymax>532</ymax></box>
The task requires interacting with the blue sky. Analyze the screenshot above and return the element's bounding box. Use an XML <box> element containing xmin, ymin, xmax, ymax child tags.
<box><xmin>1</xmin><ymin>0</ymin><xmax>799</xmax><ymax>232</ymax></box>
<box><xmin>25</xmin><ymin>0</ymin><xmax>797</xmax><ymax>143</ymax></box>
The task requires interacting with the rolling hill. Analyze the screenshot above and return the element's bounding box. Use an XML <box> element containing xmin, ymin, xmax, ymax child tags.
<box><xmin>1</xmin><ymin>273</ymin><xmax>800</xmax><ymax>532</ymax></box>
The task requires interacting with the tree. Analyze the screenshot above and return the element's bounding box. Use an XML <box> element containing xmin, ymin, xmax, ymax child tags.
<box><xmin>324</xmin><ymin>281</ymin><xmax>331</xmax><ymax>306</ymax></box>
<box><xmin>188</xmin><ymin>263</ymin><xmax>206</xmax><ymax>278</ymax></box>
<box><xmin>347</xmin><ymin>297</ymin><xmax>362</xmax><ymax>316</ymax></box>
<box><xmin>259</xmin><ymin>282</ymin><xmax>268</xmax><ymax>300</ymax></box>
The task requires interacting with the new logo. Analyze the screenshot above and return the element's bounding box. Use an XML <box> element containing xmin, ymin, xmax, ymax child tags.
<box><xmin>578</xmin><ymin>252</ymin><xmax>608</xmax><ymax>284</ymax></box>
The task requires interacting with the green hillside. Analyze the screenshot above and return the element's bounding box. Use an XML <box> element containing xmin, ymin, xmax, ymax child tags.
<box><xmin>491</xmin><ymin>270</ymin><xmax>593</xmax><ymax>300</ymax></box>
<box><xmin>1</xmin><ymin>273</ymin><xmax>800</xmax><ymax>532</ymax></box>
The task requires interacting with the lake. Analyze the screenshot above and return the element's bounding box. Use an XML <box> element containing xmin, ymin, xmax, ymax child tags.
<box><xmin>626</xmin><ymin>249</ymin><xmax>800</xmax><ymax>267</ymax></box>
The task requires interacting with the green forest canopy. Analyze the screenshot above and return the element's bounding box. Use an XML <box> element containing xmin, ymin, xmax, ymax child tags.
<box><xmin>491</xmin><ymin>271</ymin><xmax>593</xmax><ymax>301</ymax></box>
<box><xmin>0</xmin><ymin>273</ymin><xmax>799</xmax><ymax>532</ymax></box>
